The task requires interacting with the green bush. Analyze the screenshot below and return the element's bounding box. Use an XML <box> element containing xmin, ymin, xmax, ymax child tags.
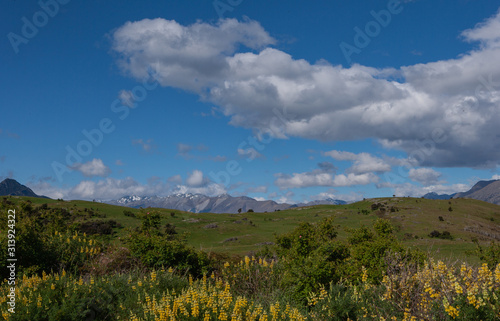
<box><xmin>275</xmin><ymin>217</ymin><xmax>349</xmax><ymax>302</ymax></box>
<box><xmin>273</xmin><ymin>218</ymin><xmax>424</xmax><ymax>303</ymax></box>
<box><xmin>344</xmin><ymin>219</ymin><xmax>425</xmax><ymax>283</ymax></box>
<box><xmin>472</xmin><ymin>241</ymin><xmax>500</xmax><ymax>268</ymax></box>
<box><xmin>0</xmin><ymin>217</ymin><xmax>58</xmax><ymax>278</ymax></box>
<box><xmin>429</xmin><ymin>230</ymin><xmax>453</xmax><ymax>240</ymax></box>
<box><xmin>127</xmin><ymin>213</ymin><xmax>210</xmax><ymax>277</ymax></box>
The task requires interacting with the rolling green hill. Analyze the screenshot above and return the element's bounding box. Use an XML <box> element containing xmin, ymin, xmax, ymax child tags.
<box><xmin>3</xmin><ymin>195</ymin><xmax>500</xmax><ymax>264</ymax></box>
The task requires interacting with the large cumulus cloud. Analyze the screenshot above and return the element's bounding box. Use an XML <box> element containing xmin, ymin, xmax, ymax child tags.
<box><xmin>112</xmin><ymin>11</ymin><xmax>500</xmax><ymax>168</ymax></box>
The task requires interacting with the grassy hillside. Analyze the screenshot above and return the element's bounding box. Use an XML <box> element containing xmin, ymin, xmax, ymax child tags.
<box><xmin>5</xmin><ymin>195</ymin><xmax>500</xmax><ymax>264</ymax></box>
<box><xmin>3</xmin><ymin>195</ymin><xmax>500</xmax><ymax>320</ymax></box>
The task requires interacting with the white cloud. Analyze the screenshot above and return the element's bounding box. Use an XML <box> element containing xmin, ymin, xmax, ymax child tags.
<box><xmin>332</xmin><ymin>173</ymin><xmax>379</xmax><ymax>186</ymax></box>
<box><xmin>29</xmin><ymin>181</ymin><xmax>65</xmax><ymax>199</ymax></box>
<box><xmin>112</xmin><ymin>12</ymin><xmax>500</xmax><ymax>168</ymax></box>
<box><xmin>68</xmin><ymin>177</ymin><xmax>156</xmax><ymax>199</ymax></box>
<box><xmin>408</xmin><ymin>168</ymin><xmax>442</xmax><ymax>186</ymax></box>
<box><xmin>462</xmin><ymin>8</ymin><xmax>500</xmax><ymax>48</ymax></box>
<box><xmin>274</xmin><ymin>170</ymin><xmax>378</xmax><ymax>189</ymax></box>
<box><xmin>492</xmin><ymin>174</ymin><xmax>500</xmax><ymax>180</ymax></box>
<box><xmin>171</xmin><ymin>182</ymin><xmax>226</xmax><ymax>196</ymax></box>
<box><xmin>112</xmin><ymin>18</ymin><xmax>274</xmax><ymax>92</ymax></box>
<box><xmin>324</xmin><ymin>150</ymin><xmax>391</xmax><ymax>174</ymax></box>
<box><xmin>34</xmin><ymin>174</ymin><xmax>227</xmax><ymax>201</ymax></box>
<box><xmin>323</xmin><ymin>150</ymin><xmax>357</xmax><ymax>161</ymax></box>
<box><xmin>71</xmin><ymin>159</ymin><xmax>111</xmax><ymax>177</ymax></box>
<box><xmin>377</xmin><ymin>181</ymin><xmax>470</xmax><ymax>197</ymax></box>
<box><xmin>186</xmin><ymin>170</ymin><xmax>208</xmax><ymax>187</ymax></box>
<box><xmin>350</xmin><ymin>153</ymin><xmax>392</xmax><ymax>174</ymax></box>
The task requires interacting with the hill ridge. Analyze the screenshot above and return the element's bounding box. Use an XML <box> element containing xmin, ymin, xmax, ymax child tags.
<box><xmin>0</xmin><ymin>178</ymin><xmax>46</xmax><ymax>198</ymax></box>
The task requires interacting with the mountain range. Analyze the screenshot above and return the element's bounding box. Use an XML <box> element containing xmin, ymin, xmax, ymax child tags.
<box><xmin>105</xmin><ymin>193</ymin><xmax>347</xmax><ymax>214</ymax></box>
<box><xmin>1</xmin><ymin>178</ymin><xmax>499</xmax><ymax>213</ymax></box>
<box><xmin>422</xmin><ymin>179</ymin><xmax>500</xmax><ymax>205</ymax></box>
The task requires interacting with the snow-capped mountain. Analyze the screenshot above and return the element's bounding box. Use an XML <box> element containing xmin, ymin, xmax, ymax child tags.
<box><xmin>105</xmin><ymin>193</ymin><xmax>347</xmax><ymax>213</ymax></box>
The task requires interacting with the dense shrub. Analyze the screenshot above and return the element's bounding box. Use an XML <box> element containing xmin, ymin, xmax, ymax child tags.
<box><xmin>127</xmin><ymin>212</ymin><xmax>210</xmax><ymax>277</ymax></box>
<box><xmin>343</xmin><ymin>220</ymin><xmax>425</xmax><ymax>283</ymax></box>
<box><xmin>274</xmin><ymin>218</ymin><xmax>424</xmax><ymax>302</ymax></box>
<box><xmin>275</xmin><ymin>217</ymin><xmax>350</xmax><ymax>302</ymax></box>
<box><xmin>127</xmin><ymin>233</ymin><xmax>210</xmax><ymax>277</ymax></box>
<box><xmin>123</xmin><ymin>210</ymin><xmax>135</xmax><ymax>217</ymax></box>
<box><xmin>78</xmin><ymin>219</ymin><xmax>121</xmax><ymax>235</ymax></box>
<box><xmin>429</xmin><ymin>230</ymin><xmax>453</xmax><ymax>240</ymax></box>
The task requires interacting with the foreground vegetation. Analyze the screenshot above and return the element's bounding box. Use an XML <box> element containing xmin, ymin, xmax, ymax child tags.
<box><xmin>2</xmin><ymin>196</ymin><xmax>500</xmax><ymax>320</ymax></box>
<box><xmin>4</xmin><ymin>257</ymin><xmax>500</xmax><ymax>320</ymax></box>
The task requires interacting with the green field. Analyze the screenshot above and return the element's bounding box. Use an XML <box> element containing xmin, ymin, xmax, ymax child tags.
<box><xmin>7</xmin><ymin>195</ymin><xmax>500</xmax><ymax>264</ymax></box>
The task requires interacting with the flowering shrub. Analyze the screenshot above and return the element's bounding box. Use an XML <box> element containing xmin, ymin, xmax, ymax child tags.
<box><xmin>3</xmin><ymin>255</ymin><xmax>500</xmax><ymax>320</ymax></box>
<box><xmin>0</xmin><ymin>265</ymin><xmax>307</xmax><ymax>321</ymax></box>
<box><xmin>308</xmin><ymin>255</ymin><xmax>500</xmax><ymax>320</ymax></box>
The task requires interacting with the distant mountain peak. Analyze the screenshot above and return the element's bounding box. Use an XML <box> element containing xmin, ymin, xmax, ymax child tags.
<box><xmin>0</xmin><ymin>178</ymin><xmax>45</xmax><ymax>198</ymax></box>
<box><xmin>453</xmin><ymin>179</ymin><xmax>500</xmax><ymax>205</ymax></box>
<box><xmin>422</xmin><ymin>192</ymin><xmax>456</xmax><ymax>200</ymax></box>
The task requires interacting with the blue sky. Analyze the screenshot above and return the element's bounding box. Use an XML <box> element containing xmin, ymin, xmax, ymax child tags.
<box><xmin>1</xmin><ymin>0</ymin><xmax>499</xmax><ymax>203</ymax></box>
